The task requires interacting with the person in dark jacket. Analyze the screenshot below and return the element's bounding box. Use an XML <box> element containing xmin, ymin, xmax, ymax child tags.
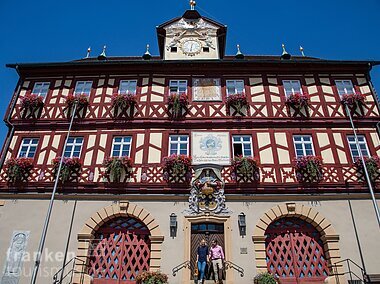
<box><xmin>196</xmin><ymin>239</ymin><xmax>209</xmax><ymax>284</ymax></box>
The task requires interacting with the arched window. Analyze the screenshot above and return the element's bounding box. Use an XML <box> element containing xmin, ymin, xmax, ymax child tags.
<box><xmin>265</xmin><ymin>217</ymin><xmax>329</xmax><ymax>284</ymax></box>
<box><xmin>88</xmin><ymin>217</ymin><xmax>151</xmax><ymax>283</ymax></box>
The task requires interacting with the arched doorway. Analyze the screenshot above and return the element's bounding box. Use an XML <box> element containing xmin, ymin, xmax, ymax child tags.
<box><xmin>88</xmin><ymin>216</ymin><xmax>151</xmax><ymax>284</ymax></box>
<box><xmin>265</xmin><ymin>217</ymin><xmax>329</xmax><ymax>284</ymax></box>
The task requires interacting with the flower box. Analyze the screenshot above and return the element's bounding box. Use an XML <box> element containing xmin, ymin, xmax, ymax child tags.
<box><xmin>354</xmin><ymin>156</ymin><xmax>380</xmax><ymax>182</ymax></box>
<box><xmin>52</xmin><ymin>157</ymin><xmax>81</xmax><ymax>183</ymax></box>
<box><xmin>102</xmin><ymin>157</ymin><xmax>133</xmax><ymax>182</ymax></box>
<box><xmin>65</xmin><ymin>94</ymin><xmax>89</xmax><ymax>118</ymax></box>
<box><xmin>294</xmin><ymin>155</ymin><xmax>323</xmax><ymax>183</ymax></box>
<box><xmin>167</xmin><ymin>93</ymin><xmax>188</xmax><ymax>119</ymax></box>
<box><xmin>136</xmin><ymin>271</ymin><xmax>168</xmax><ymax>284</ymax></box>
<box><xmin>20</xmin><ymin>94</ymin><xmax>44</xmax><ymax>119</ymax></box>
<box><xmin>253</xmin><ymin>272</ymin><xmax>278</xmax><ymax>284</ymax></box>
<box><xmin>162</xmin><ymin>154</ymin><xmax>192</xmax><ymax>183</ymax></box>
<box><xmin>111</xmin><ymin>93</ymin><xmax>137</xmax><ymax>117</ymax></box>
<box><xmin>232</xmin><ymin>156</ymin><xmax>260</xmax><ymax>182</ymax></box>
<box><xmin>341</xmin><ymin>93</ymin><xmax>366</xmax><ymax>108</ymax></box>
<box><xmin>226</xmin><ymin>93</ymin><xmax>248</xmax><ymax>116</ymax></box>
<box><xmin>4</xmin><ymin>157</ymin><xmax>33</xmax><ymax>183</ymax></box>
<box><xmin>285</xmin><ymin>93</ymin><xmax>309</xmax><ymax>109</ymax></box>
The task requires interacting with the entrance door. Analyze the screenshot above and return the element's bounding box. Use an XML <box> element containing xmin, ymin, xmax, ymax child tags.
<box><xmin>190</xmin><ymin>223</ymin><xmax>225</xmax><ymax>281</ymax></box>
<box><xmin>88</xmin><ymin>217</ymin><xmax>151</xmax><ymax>284</ymax></box>
<box><xmin>265</xmin><ymin>218</ymin><xmax>329</xmax><ymax>284</ymax></box>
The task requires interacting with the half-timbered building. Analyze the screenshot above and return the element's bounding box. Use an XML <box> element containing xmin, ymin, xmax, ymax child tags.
<box><xmin>0</xmin><ymin>6</ymin><xmax>379</xmax><ymax>284</ymax></box>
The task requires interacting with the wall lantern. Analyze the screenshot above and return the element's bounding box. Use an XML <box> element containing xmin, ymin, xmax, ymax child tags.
<box><xmin>170</xmin><ymin>213</ymin><xmax>177</xmax><ymax>238</ymax></box>
<box><xmin>238</xmin><ymin>212</ymin><xmax>246</xmax><ymax>237</ymax></box>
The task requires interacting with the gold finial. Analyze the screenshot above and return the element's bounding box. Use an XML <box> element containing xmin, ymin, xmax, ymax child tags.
<box><xmin>300</xmin><ymin>46</ymin><xmax>305</xmax><ymax>57</ymax></box>
<box><xmin>86</xmin><ymin>47</ymin><xmax>91</xmax><ymax>58</ymax></box>
<box><xmin>190</xmin><ymin>0</ymin><xmax>196</xmax><ymax>10</ymax></box>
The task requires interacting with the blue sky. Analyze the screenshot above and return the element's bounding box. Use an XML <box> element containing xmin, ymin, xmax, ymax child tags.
<box><xmin>0</xmin><ymin>0</ymin><xmax>379</xmax><ymax>144</ymax></box>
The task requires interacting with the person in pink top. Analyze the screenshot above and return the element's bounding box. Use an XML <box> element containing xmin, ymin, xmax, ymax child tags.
<box><xmin>208</xmin><ymin>239</ymin><xmax>225</xmax><ymax>284</ymax></box>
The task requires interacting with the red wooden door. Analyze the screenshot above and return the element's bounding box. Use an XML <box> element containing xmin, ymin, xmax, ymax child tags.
<box><xmin>265</xmin><ymin>218</ymin><xmax>329</xmax><ymax>284</ymax></box>
<box><xmin>88</xmin><ymin>217</ymin><xmax>151</xmax><ymax>284</ymax></box>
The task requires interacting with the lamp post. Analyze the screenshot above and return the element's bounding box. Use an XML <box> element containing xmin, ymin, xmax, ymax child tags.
<box><xmin>30</xmin><ymin>101</ymin><xmax>79</xmax><ymax>284</ymax></box>
<box><xmin>344</xmin><ymin>104</ymin><xmax>380</xmax><ymax>227</ymax></box>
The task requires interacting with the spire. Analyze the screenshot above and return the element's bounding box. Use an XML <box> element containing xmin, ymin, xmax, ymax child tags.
<box><xmin>142</xmin><ymin>44</ymin><xmax>152</xmax><ymax>60</ymax></box>
<box><xmin>235</xmin><ymin>44</ymin><xmax>245</xmax><ymax>59</ymax></box>
<box><xmin>97</xmin><ymin>45</ymin><xmax>107</xmax><ymax>60</ymax></box>
<box><xmin>190</xmin><ymin>0</ymin><xmax>196</xmax><ymax>10</ymax></box>
<box><xmin>86</xmin><ymin>47</ymin><xmax>91</xmax><ymax>58</ymax></box>
<box><xmin>300</xmin><ymin>46</ymin><xmax>305</xmax><ymax>57</ymax></box>
<box><xmin>281</xmin><ymin>43</ymin><xmax>291</xmax><ymax>60</ymax></box>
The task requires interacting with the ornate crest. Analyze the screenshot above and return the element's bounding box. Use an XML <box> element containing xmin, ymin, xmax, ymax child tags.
<box><xmin>187</xmin><ymin>167</ymin><xmax>230</xmax><ymax>215</ymax></box>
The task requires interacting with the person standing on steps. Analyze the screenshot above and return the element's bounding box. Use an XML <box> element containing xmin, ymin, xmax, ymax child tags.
<box><xmin>209</xmin><ymin>239</ymin><xmax>225</xmax><ymax>284</ymax></box>
<box><xmin>196</xmin><ymin>239</ymin><xmax>209</xmax><ymax>284</ymax></box>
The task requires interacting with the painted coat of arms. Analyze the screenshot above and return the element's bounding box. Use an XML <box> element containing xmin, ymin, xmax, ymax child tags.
<box><xmin>187</xmin><ymin>167</ymin><xmax>229</xmax><ymax>215</ymax></box>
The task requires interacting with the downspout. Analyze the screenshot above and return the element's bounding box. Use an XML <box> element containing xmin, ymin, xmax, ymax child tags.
<box><xmin>0</xmin><ymin>65</ymin><xmax>22</xmax><ymax>170</ymax></box>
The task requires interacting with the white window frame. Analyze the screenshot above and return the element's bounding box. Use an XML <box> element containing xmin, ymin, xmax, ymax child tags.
<box><xmin>335</xmin><ymin>80</ymin><xmax>355</xmax><ymax>97</ymax></box>
<box><xmin>169</xmin><ymin>80</ymin><xmax>187</xmax><ymax>95</ymax></box>
<box><xmin>169</xmin><ymin>135</ymin><xmax>189</xmax><ymax>155</ymax></box>
<box><xmin>111</xmin><ymin>136</ymin><xmax>132</xmax><ymax>157</ymax></box>
<box><xmin>17</xmin><ymin>138</ymin><xmax>39</xmax><ymax>158</ymax></box>
<box><xmin>74</xmin><ymin>81</ymin><xmax>92</xmax><ymax>96</ymax></box>
<box><xmin>31</xmin><ymin>82</ymin><xmax>50</xmax><ymax>99</ymax></box>
<box><xmin>232</xmin><ymin>135</ymin><xmax>253</xmax><ymax>157</ymax></box>
<box><xmin>226</xmin><ymin>80</ymin><xmax>245</xmax><ymax>96</ymax></box>
<box><xmin>283</xmin><ymin>80</ymin><xmax>303</xmax><ymax>97</ymax></box>
<box><xmin>293</xmin><ymin>135</ymin><xmax>315</xmax><ymax>158</ymax></box>
<box><xmin>63</xmin><ymin>137</ymin><xmax>83</xmax><ymax>158</ymax></box>
<box><xmin>119</xmin><ymin>80</ymin><xmax>137</xmax><ymax>95</ymax></box>
<box><xmin>347</xmin><ymin>135</ymin><xmax>370</xmax><ymax>161</ymax></box>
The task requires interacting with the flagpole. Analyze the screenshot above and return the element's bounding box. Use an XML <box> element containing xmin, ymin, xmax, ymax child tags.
<box><xmin>345</xmin><ymin>104</ymin><xmax>380</xmax><ymax>227</ymax></box>
<box><xmin>30</xmin><ymin>101</ymin><xmax>78</xmax><ymax>284</ymax></box>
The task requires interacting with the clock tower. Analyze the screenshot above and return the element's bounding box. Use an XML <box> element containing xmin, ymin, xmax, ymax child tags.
<box><xmin>156</xmin><ymin>8</ymin><xmax>227</xmax><ymax>60</ymax></box>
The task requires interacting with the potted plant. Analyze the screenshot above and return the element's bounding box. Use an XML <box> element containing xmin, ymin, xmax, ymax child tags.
<box><xmin>20</xmin><ymin>93</ymin><xmax>44</xmax><ymax>118</ymax></box>
<box><xmin>232</xmin><ymin>156</ymin><xmax>260</xmax><ymax>182</ymax></box>
<box><xmin>354</xmin><ymin>155</ymin><xmax>380</xmax><ymax>182</ymax></box>
<box><xmin>136</xmin><ymin>271</ymin><xmax>168</xmax><ymax>284</ymax></box>
<box><xmin>294</xmin><ymin>155</ymin><xmax>323</xmax><ymax>183</ymax></box>
<box><xmin>111</xmin><ymin>93</ymin><xmax>137</xmax><ymax>117</ymax></box>
<box><xmin>65</xmin><ymin>94</ymin><xmax>89</xmax><ymax>118</ymax></box>
<box><xmin>52</xmin><ymin>157</ymin><xmax>81</xmax><ymax>183</ymax></box>
<box><xmin>254</xmin><ymin>272</ymin><xmax>278</xmax><ymax>284</ymax></box>
<box><xmin>4</xmin><ymin>157</ymin><xmax>33</xmax><ymax>183</ymax></box>
<box><xmin>340</xmin><ymin>93</ymin><xmax>366</xmax><ymax>108</ymax></box>
<box><xmin>285</xmin><ymin>93</ymin><xmax>310</xmax><ymax>109</ymax></box>
<box><xmin>167</xmin><ymin>93</ymin><xmax>188</xmax><ymax>119</ymax></box>
<box><xmin>102</xmin><ymin>156</ymin><xmax>133</xmax><ymax>182</ymax></box>
<box><xmin>162</xmin><ymin>154</ymin><xmax>192</xmax><ymax>183</ymax></box>
<box><xmin>226</xmin><ymin>93</ymin><xmax>248</xmax><ymax>115</ymax></box>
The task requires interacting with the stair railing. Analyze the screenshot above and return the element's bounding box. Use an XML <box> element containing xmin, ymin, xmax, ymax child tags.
<box><xmin>172</xmin><ymin>260</ymin><xmax>191</xmax><ymax>276</ymax></box>
<box><xmin>224</xmin><ymin>260</ymin><xmax>244</xmax><ymax>277</ymax></box>
<box><xmin>332</xmin><ymin>259</ymin><xmax>366</xmax><ymax>284</ymax></box>
<box><xmin>52</xmin><ymin>257</ymin><xmax>85</xmax><ymax>284</ymax></box>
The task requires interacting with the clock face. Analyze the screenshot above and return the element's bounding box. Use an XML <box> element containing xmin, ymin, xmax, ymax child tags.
<box><xmin>181</xmin><ymin>39</ymin><xmax>202</xmax><ymax>56</ymax></box>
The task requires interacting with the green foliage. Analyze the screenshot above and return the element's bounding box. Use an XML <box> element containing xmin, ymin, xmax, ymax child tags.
<box><xmin>254</xmin><ymin>272</ymin><xmax>277</xmax><ymax>284</ymax></box>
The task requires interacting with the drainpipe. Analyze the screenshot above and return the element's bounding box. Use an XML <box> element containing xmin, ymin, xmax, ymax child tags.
<box><xmin>0</xmin><ymin>65</ymin><xmax>22</xmax><ymax>170</ymax></box>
